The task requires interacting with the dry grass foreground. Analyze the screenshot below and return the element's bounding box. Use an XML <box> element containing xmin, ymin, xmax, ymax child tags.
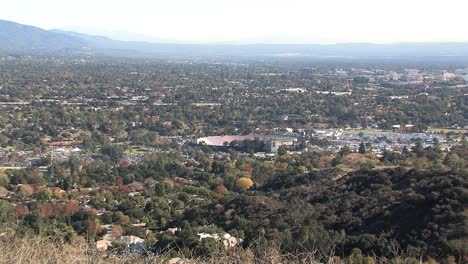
<box><xmin>0</xmin><ymin>234</ymin><xmax>454</xmax><ymax>264</ymax></box>
<box><xmin>0</xmin><ymin>235</ymin><xmax>310</xmax><ymax>264</ymax></box>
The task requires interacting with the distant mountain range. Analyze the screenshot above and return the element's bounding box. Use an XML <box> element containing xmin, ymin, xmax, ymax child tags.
<box><xmin>0</xmin><ymin>20</ymin><xmax>85</xmax><ymax>51</ymax></box>
<box><xmin>1</xmin><ymin>19</ymin><xmax>468</xmax><ymax>61</ymax></box>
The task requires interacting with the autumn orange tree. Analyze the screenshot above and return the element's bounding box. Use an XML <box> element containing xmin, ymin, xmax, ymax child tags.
<box><xmin>236</xmin><ymin>177</ymin><xmax>254</xmax><ymax>191</ymax></box>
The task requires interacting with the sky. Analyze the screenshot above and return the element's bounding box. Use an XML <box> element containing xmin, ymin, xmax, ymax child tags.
<box><xmin>1</xmin><ymin>0</ymin><xmax>467</xmax><ymax>44</ymax></box>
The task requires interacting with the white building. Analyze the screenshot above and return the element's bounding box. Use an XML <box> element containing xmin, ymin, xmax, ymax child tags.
<box><xmin>441</xmin><ymin>72</ymin><xmax>456</xmax><ymax>81</ymax></box>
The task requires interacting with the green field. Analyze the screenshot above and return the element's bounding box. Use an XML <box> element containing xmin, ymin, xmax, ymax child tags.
<box><xmin>427</xmin><ymin>128</ymin><xmax>468</xmax><ymax>134</ymax></box>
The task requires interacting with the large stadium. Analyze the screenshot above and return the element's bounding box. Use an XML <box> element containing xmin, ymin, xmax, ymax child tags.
<box><xmin>196</xmin><ymin>134</ymin><xmax>298</xmax><ymax>152</ymax></box>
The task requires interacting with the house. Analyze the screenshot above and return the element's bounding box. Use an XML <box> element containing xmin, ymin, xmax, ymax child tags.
<box><xmin>121</xmin><ymin>181</ymin><xmax>144</xmax><ymax>193</ymax></box>
<box><xmin>48</xmin><ymin>141</ymin><xmax>83</xmax><ymax>148</ymax></box>
<box><xmin>48</xmin><ymin>187</ymin><xmax>65</xmax><ymax>194</ymax></box>
<box><xmin>165</xmin><ymin>227</ymin><xmax>180</xmax><ymax>234</ymax></box>
<box><xmin>197</xmin><ymin>233</ymin><xmax>220</xmax><ymax>241</ymax></box>
<box><xmin>392</xmin><ymin>124</ymin><xmax>415</xmax><ymax>132</ymax></box>
<box><xmin>115</xmin><ymin>235</ymin><xmax>145</xmax><ymax>245</ymax></box>
<box><xmin>266</xmin><ymin>137</ymin><xmax>297</xmax><ymax>153</ymax></box>
<box><xmin>114</xmin><ymin>235</ymin><xmax>147</xmax><ymax>255</ymax></box>
<box><xmin>197</xmin><ymin>233</ymin><xmax>243</xmax><ymax>249</ymax></box>
<box><xmin>222</xmin><ymin>234</ymin><xmax>243</xmax><ymax>248</ymax></box>
<box><xmin>283</xmin><ymin>87</ymin><xmax>306</xmax><ymax>93</ymax></box>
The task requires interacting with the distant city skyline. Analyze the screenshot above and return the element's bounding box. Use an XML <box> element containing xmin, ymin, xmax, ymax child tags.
<box><xmin>1</xmin><ymin>0</ymin><xmax>467</xmax><ymax>44</ymax></box>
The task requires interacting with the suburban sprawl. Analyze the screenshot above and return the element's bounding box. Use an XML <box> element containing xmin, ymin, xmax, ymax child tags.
<box><xmin>0</xmin><ymin>54</ymin><xmax>466</xmax><ymax>263</ymax></box>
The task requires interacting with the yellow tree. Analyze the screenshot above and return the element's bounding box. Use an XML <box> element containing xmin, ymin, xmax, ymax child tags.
<box><xmin>236</xmin><ymin>177</ymin><xmax>254</xmax><ymax>191</ymax></box>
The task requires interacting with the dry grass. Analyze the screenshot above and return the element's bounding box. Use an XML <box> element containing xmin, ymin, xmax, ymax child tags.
<box><xmin>0</xmin><ymin>234</ymin><xmax>323</xmax><ymax>264</ymax></box>
<box><xmin>0</xmin><ymin>235</ymin><xmax>104</xmax><ymax>264</ymax></box>
<box><xmin>0</xmin><ymin>231</ymin><xmax>172</xmax><ymax>264</ymax></box>
<box><xmin>0</xmin><ymin>233</ymin><xmax>451</xmax><ymax>264</ymax></box>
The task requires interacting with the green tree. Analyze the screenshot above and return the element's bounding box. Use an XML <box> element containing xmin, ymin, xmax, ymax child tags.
<box><xmin>358</xmin><ymin>143</ymin><xmax>366</xmax><ymax>154</ymax></box>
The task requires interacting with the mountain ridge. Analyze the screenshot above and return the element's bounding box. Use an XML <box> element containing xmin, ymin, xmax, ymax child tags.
<box><xmin>0</xmin><ymin>19</ymin><xmax>87</xmax><ymax>51</ymax></box>
<box><xmin>1</xmin><ymin>19</ymin><xmax>468</xmax><ymax>60</ymax></box>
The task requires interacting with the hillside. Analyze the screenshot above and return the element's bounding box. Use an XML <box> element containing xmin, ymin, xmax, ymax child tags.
<box><xmin>166</xmin><ymin>167</ymin><xmax>467</xmax><ymax>259</ymax></box>
<box><xmin>1</xmin><ymin>167</ymin><xmax>466</xmax><ymax>263</ymax></box>
<box><xmin>0</xmin><ymin>20</ymin><xmax>86</xmax><ymax>52</ymax></box>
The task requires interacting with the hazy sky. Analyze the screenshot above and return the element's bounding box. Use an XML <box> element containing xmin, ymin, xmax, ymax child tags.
<box><xmin>1</xmin><ymin>0</ymin><xmax>467</xmax><ymax>43</ymax></box>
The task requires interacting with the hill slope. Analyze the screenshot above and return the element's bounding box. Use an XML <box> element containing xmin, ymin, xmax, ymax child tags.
<box><xmin>172</xmin><ymin>168</ymin><xmax>467</xmax><ymax>259</ymax></box>
<box><xmin>0</xmin><ymin>20</ymin><xmax>86</xmax><ymax>52</ymax></box>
